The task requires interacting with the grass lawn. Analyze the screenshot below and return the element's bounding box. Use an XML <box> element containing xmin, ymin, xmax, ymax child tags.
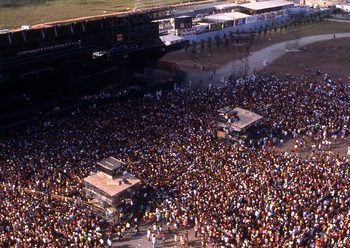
<box><xmin>0</xmin><ymin>0</ymin><xmax>190</xmax><ymax>29</ymax></box>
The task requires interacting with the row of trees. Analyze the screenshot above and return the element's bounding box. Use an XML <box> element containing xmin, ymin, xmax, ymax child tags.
<box><xmin>184</xmin><ymin>31</ymin><xmax>255</xmax><ymax>54</ymax></box>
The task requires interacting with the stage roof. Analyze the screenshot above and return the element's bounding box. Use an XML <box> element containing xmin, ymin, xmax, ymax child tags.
<box><xmin>214</xmin><ymin>3</ymin><xmax>239</xmax><ymax>10</ymax></box>
<box><xmin>84</xmin><ymin>171</ymin><xmax>140</xmax><ymax>197</ymax></box>
<box><xmin>218</xmin><ymin>107</ymin><xmax>263</xmax><ymax>132</ymax></box>
<box><xmin>240</xmin><ymin>0</ymin><xmax>294</xmax><ymax>11</ymax></box>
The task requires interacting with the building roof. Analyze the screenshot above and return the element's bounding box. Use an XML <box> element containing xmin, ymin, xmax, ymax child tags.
<box><xmin>215</xmin><ymin>3</ymin><xmax>239</xmax><ymax>10</ymax></box>
<box><xmin>97</xmin><ymin>157</ymin><xmax>124</xmax><ymax>171</ymax></box>
<box><xmin>206</xmin><ymin>12</ymin><xmax>250</xmax><ymax>21</ymax></box>
<box><xmin>336</xmin><ymin>4</ymin><xmax>350</xmax><ymax>10</ymax></box>
<box><xmin>84</xmin><ymin>171</ymin><xmax>140</xmax><ymax>197</ymax></box>
<box><xmin>176</xmin><ymin>15</ymin><xmax>192</xmax><ymax>18</ymax></box>
<box><xmin>240</xmin><ymin>0</ymin><xmax>294</xmax><ymax>11</ymax></box>
<box><xmin>176</xmin><ymin>2</ymin><xmax>223</xmax><ymax>12</ymax></box>
<box><xmin>218</xmin><ymin>107</ymin><xmax>263</xmax><ymax>132</ymax></box>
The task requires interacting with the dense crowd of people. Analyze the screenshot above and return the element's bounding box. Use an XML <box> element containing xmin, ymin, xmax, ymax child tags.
<box><xmin>0</xmin><ymin>72</ymin><xmax>349</xmax><ymax>247</ymax></box>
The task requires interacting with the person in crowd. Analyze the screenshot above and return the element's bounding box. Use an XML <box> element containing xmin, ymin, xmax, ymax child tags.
<box><xmin>0</xmin><ymin>73</ymin><xmax>349</xmax><ymax>247</ymax></box>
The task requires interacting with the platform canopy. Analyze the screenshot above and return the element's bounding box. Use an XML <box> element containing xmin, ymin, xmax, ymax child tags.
<box><xmin>218</xmin><ymin>107</ymin><xmax>263</xmax><ymax>132</ymax></box>
<box><xmin>84</xmin><ymin>171</ymin><xmax>140</xmax><ymax>197</ymax></box>
<box><xmin>214</xmin><ymin>3</ymin><xmax>239</xmax><ymax>11</ymax></box>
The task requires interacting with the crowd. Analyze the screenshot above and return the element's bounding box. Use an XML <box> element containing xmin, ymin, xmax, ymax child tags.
<box><xmin>0</xmin><ymin>185</ymin><xmax>107</xmax><ymax>247</ymax></box>
<box><xmin>0</xmin><ymin>72</ymin><xmax>349</xmax><ymax>247</ymax></box>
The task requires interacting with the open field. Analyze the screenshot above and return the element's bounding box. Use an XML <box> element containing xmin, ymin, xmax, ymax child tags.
<box><xmin>251</xmin><ymin>20</ymin><xmax>350</xmax><ymax>51</ymax></box>
<box><xmin>162</xmin><ymin>21</ymin><xmax>350</xmax><ymax>70</ymax></box>
<box><xmin>263</xmin><ymin>36</ymin><xmax>350</xmax><ymax>82</ymax></box>
<box><xmin>0</xmin><ymin>0</ymin><xmax>203</xmax><ymax>29</ymax></box>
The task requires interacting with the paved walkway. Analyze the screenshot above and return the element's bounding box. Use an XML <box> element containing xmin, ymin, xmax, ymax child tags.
<box><xmin>185</xmin><ymin>32</ymin><xmax>350</xmax><ymax>86</ymax></box>
<box><xmin>328</xmin><ymin>17</ymin><xmax>350</xmax><ymax>23</ymax></box>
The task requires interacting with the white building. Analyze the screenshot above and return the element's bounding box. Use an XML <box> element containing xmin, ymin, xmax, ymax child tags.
<box><xmin>336</xmin><ymin>3</ymin><xmax>350</xmax><ymax>12</ymax></box>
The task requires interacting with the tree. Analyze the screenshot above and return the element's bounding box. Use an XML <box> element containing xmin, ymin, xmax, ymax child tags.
<box><xmin>184</xmin><ymin>41</ymin><xmax>189</xmax><ymax>52</ymax></box>
<box><xmin>191</xmin><ymin>40</ymin><xmax>197</xmax><ymax>56</ymax></box>
<box><xmin>215</xmin><ymin>35</ymin><xmax>220</xmax><ymax>47</ymax></box>
<box><xmin>306</xmin><ymin>16</ymin><xmax>311</xmax><ymax>24</ymax></box>
<box><xmin>224</xmin><ymin>36</ymin><xmax>229</xmax><ymax>48</ymax></box>
<box><xmin>191</xmin><ymin>47</ymin><xmax>196</xmax><ymax>56</ymax></box>
<box><xmin>317</xmin><ymin>12</ymin><xmax>323</xmax><ymax>22</ymax></box>
<box><xmin>273</xmin><ymin>23</ymin><xmax>277</xmax><ymax>33</ymax></box>
<box><xmin>310</xmin><ymin>14</ymin><xmax>316</xmax><ymax>23</ymax></box>
<box><xmin>266</xmin><ymin>24</ymin><xmax>272</xmax><ymax>33</ymax></box>
<box><xmin>207</xmin><ymin>37</ymin><xmax>212</xmax><ymax>51</ymax></box>
<box><xmin>235</xmin><ymin>30</ymin><xmax>241</xmax><ymax>43</ymax></box>
<box><xmin>258</xmin><ymin>25</ymin><xmax>263</xmax><ymax>38</ymax></box>
<box><xmin>279</xmin><ymin>21</ymin><xmax>284</xmax><ymax>32</ymax></box>
<box><xmin>263</xmin><ymin>24</ymin><xmax>269</xmax><ymax>36</ymax></box>
<box><xmin>200</xmin><ymin>39</ymin><xmax>205</xmax><ymax>51</ymax></box>
<box><xmin>229</xmin><ymin>31</ymin><xmax>234</xmax><ymax>39</ymax></box>
<box><xmin>288</xmin><ymin>21</ymin><xmax>293</xmax><ymax>30</ymax></box>
<box><xmin>292</xmin><ymin>20</ymin><xmax>297</xmax><ymax>28</ymax></box>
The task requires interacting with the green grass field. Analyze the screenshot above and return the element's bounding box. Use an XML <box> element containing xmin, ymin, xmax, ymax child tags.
<box><xmin>0</xmin><ymin>0</ymin><xmax>190</xmax><ymax>29</ymax></box>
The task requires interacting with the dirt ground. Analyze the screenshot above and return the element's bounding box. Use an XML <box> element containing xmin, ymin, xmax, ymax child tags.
<box><xmin>264</xmin><ymin>37</ymin><xmax>350</xmax><ymax>82</ymax></box>
<box><xmin>163</xmin><ymin>42</ymin><xmax>250</xmax><ymax>72</ymax></box>
<box><xmin>162</xmin><ymin>21</ymin><xmax>350</xmax><ymax>73</ymax></box>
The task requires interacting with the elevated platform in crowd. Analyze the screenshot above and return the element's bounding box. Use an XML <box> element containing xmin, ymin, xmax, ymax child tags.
<box><xmin>217</xmin><ymin>107</ymin><xmax>263</xmax><ymax>140</ymax></box>
<box><xmin>85</xmin><ymin>171</ymin><xmax>140</xmax><ymax>198</ymax></box>
<box><xmin>84</xmin><ymin>157</ymin><xmax>140</xmax><ymax>208</ymax></box>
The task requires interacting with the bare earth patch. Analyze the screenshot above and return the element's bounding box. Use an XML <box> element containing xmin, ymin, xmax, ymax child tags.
<box><xmin>162</xmin><ymin>22</ymin><xmax>350</xmax><ymax>73</ymax></box>
<box><xmin>263</xmin><ymin>37</ymin><xmax>350</xmax><ymax>84</ymax></box>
